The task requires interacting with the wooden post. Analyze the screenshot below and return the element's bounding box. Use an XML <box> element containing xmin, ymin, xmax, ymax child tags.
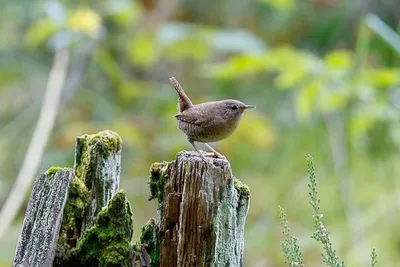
<box><xmin>12</xmin><ymin>169</ymin><xmax>73</xmax><ymax>267</ymax></box>
<box><xmin>144</xmin><ymin>151</ymin><xmax>251</xmax><ymax>267</ymax></box>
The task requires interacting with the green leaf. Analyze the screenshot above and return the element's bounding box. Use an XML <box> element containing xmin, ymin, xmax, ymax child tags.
<box><xmin>317</xmin><ymin>87</ymin><xmax>351</xmax><ymax>114</ymax></box>
<box><xmin>295</xmin><ymin>80</ymin><xmax>321</xmax><ymax>120</ymax></box>
<box><xmin>220</xmin><ymin>112</ymin><xmax>276</xmax><ymax>153</ymax></box>
<box><xmin>274</xmin><ymin>68</ymin><xmax>307</xmax><ymax>90</ymax></box>
<box><xmin>68</xmin><ymin>8</ymin><xmax>101</xmax><ymax>37</ymax></box>
<box><xmin>107</xmin><ymin>1</ymin><xmax>140</xmax><ymax>28</ymax></box>
<box><xmin>202</xmin><ymin>54</ymin><xmax>269</xmax><ymax>79</ymax></box>
<box><xmin>349</xmin><ymin>112</ymin><xmax>375</xmax><ymax>138</ymax></box>
<box><xmin>324</xmin><ymin>50</ymin><xmax>353</xmax><ymax>70</ymax></box>
<box><xmin>164</xmin><ymin>38</ymin><xmax>211</xmax><ymax>62</ymax></box>
<box><xmin>24</xmin><ymin>19</ymin><xmax>58</xmax><ymax>49</ymax></box>
<box><xmin>267</xmin><ymin>46</ymin><xmax>300</xmax><ymax>70</ymax></box>
<box><xmin>95</xmin><ymin>49</ymin><xmax>122</xmax><ymax>85</ymax></box>
<box><xmin>257</xmin><ymin>0</ymin><xmax>294</xmax><ymax>13</ymax></box>
<box><xmin>117</xmin><ymin>80</ymin><xmax>149</xmax><ymax>102</ymax></box>
<box><xmin>127</xmin><ymin>31</ymin><xmax>158</xmax><ymax>68</ymax></box>
<box><xmin>368</xmin><ymin>68</ymin><xmax>400</xmax><ymax>88</ymax></box>
<box><xmin>0</xmin><ymin>67</ymin><xmax>20</xmax><ymax>88</ymax></box>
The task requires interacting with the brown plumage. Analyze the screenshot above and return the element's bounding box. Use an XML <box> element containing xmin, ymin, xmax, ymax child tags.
<box><xmin>169</xmin><ymin>76</ymin><xmax>255</xmax><ymax>158</ymax></box>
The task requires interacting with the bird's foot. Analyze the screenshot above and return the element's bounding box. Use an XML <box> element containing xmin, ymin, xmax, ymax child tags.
<box><xmin>204</xmin><ymin>152</ymin><xmax>226</xmax><ymax>159</ymax></box>
<box><xmin>203</xmin><ymin>143</ymin><xmax>226</xmax><ymax>159</ymax></box>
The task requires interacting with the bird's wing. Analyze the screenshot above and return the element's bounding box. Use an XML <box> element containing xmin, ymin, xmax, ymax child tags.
<box><xmin>174</xmin><ymin>109</ymin><xmax>213</xmax><ymax>127</ymax></box>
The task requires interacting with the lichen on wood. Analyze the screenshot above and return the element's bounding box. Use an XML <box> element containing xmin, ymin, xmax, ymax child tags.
<box><xmin>13</xmin><ymin>129</ymin><xmax>250</xmax><ymax>267</ymax></box>
<box><xmin>148</xmin><ymin>162</ymin><xmax>168</xmax><ymax>203</ymax></box>
<box><xmin>12</xmin><ymin>168</ymin><xmax>73</xmax><ymax>267</ymax></box>
<box><xmin>149</xmin><ymin>151</ymin><xmax>251</xmax><ymax>267</ymax></box>
<box><xmin>54</xmin><ymin>130</ymin><xmax>125</xmax><ymax>266</ymax></box>
<box><xmin>73</xmin><ymin>130</ymin><xmax>122</xmax><ymax>230</ymax></box>
<box><xmin>56</xmin><ymin>176</ymin><xmax>89</xmax><ymax>253</ymax></box>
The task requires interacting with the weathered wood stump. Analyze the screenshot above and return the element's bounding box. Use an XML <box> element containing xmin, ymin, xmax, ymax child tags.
<box><xmin>13</xmin><ymin>169</ymin><xmax>73</xmax><ymax>267</ymax></box>
<box><xmin>11</xmin><ymin>131</ymin><xmax>250</xmax><ymax>267</ymax></box>
<box><xmin>145</xmin><ymin>151</ymin><xmax>251</xmax><ymax>267</ymax></box>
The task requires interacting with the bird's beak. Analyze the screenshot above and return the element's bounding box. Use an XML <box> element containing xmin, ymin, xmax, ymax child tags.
<box><xmin>244</xmin><ymin>105</ymin><xmax>256</xmax><ymax>109</ymax></box>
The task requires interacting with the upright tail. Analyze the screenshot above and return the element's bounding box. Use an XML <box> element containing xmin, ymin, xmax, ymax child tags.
<box><xmin>169</xmin><ymin>77</ymin><xmax>193</xmax><ymax>112</ymax></box>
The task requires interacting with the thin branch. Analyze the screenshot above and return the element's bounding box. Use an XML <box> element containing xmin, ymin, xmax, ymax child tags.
<box><xmin>0</xmin><ymin>47</ymin><xmax>70</xmax><ymax>239</ymax></box>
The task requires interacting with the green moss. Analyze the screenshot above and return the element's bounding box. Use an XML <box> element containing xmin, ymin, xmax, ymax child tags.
<box><xmin>69</xmin><ymin>190</ymin><xmax>133</xmax><ymax>267</ymax></box>
<box><xmin>45</xmin><ymin>166</ymin><xmax>69</xmax><ymax>180</ymax></box>
<box><xmin>74</xmin><ymin>138</ymin><xmax>90</xmax><ymax>186</ymax></box>
<box><xmin>74</xmin><ymin>135</ymin><xmax>88</xmax><ymax>170</ymax></box>
<box><xmin>55</xmin><ymin>131</ymin><xmax>128</xmax><ymax>266</ymax></box>
<box><xmin>234</xmin><ymin>177</ymin><xmax>251</xmax><ymax>198</ymax></box>
<box><xmin>55</xmin><ymin>175</ymin><xmax>90</xmax><ymax>265</ymax></box>
<box><xmin>74</xmin><ymin>130</ymin><xmax>122</xmax><ymax>187</ymax></box>
<box><xmin>148</xmin><ymin>162</ymin><xmax>168</xmax><ymax>203</ymax></box>
<box><xmin>87</xmin><ymin>130</ymin><xmax>122</xmax><ymax>159</ymax></box>
<box><xmin>139</xmin><ymin>219</ymin><xmax>160</xmax><ymax>267</ymax></box>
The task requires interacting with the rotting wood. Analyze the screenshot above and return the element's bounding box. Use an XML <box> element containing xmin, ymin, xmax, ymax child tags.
<box><xmin>12</xmin><ymin>130</ymin><xmax>251</xmax><ymax>267</ymax></box>
<box><xmin>146</xmin><ymin>151</ymin><xmax>251</xmax><ymax>267</ymax></box>
<box><xmin>12</xmin><ymin>168</ymin><xmax>73</xmax><ymax>267</ymax></box>
<box><xmin>55</xmin><ymin>130</ymin><xmax>125</xmax><ymax>266</ymax></box>
<box><xmin>73</xmin><ymin>130</ymin><xmax>122</xmax><ymax>230</ymax></box>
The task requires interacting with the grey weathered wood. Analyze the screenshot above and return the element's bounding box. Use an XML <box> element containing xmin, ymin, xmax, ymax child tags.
<box><xmin>151</xmin><ymin>151</ymin><xmax>251</xmax><ymax>267</ymax></box>
<box><xmin>53</xmin><ymin>130</ymin><xmax>123</xmax><ymax>265</ymax></box>
<box><xmin>12</xmin><ymin>169</ymin><xmax>73</xmax><ymax>267</ymax></box>
<box><xmin>12</xmin><ymin>130</ymin><xmax>251</xmax><ymax>267</ymax></box>
<box><xmin>73</xmin><ymin>130</ymin><xmax>122</xmax><ymax>230</ymax></box>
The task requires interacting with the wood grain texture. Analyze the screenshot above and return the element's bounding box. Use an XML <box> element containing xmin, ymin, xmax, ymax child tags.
<box><xmin>159</xmin><ymin>151</ymin><xmax>250</xmax><ymax>267</ymax></box>
<box><xmin>12</xmin><ymin>169</ymin><xmax>73</xmax><ymax>267</ymax></box>
<box><xmin>73</xmin><ymin>130</ymin><xmax>122</xmax><ymax>230</ymax></box>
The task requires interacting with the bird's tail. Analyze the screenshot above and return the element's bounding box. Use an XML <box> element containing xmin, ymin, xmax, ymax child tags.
<box><xmin>169</xmin><ymin>77</ymin><xmax>193</xmax><ymax>112</ymax></box>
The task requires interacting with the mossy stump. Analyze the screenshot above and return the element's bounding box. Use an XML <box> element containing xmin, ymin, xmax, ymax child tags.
<box><xmin>12</xmin><ymin>131</ymin><xmax>251</xmax><ymax>267</ymax></box>
<box><xmin>55</xmin><ymin>130</ymin><xmax>126</xmax><ymax>266</ymax></box>
<box><xmin>146</xmin><ymin>151</ymin><xmax>251</xmax><ymax>267</ymax></box>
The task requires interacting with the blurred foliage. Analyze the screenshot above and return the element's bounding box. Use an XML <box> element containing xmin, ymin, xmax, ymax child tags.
<box><xmin>1</xmin><ymin>0</ymin><xmax>400</xmax><ymax>266</ymax></box>
<box><xmin>206</xmin><ymin>45</ymin><xmax>400</xmax><ymax>145</ymax></box>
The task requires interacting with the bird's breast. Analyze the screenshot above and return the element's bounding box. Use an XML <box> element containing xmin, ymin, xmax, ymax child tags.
<box><xmin>177</xmin><ymin>116</ymin><xmax>241</xmax><ymax>142</ymax></box>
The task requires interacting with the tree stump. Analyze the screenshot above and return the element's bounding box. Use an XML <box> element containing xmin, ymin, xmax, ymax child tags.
<box><xmin>145</xmin><ymin>151</ymin><xmax>251</xmax><ymax>267</ymax></box>
<box><xmin>73</xmin><ymin>131</ymin><xmax>122</xmax><ymax>231</ymax></box>
<box><xmin>11</xmin><ymin>131</ymin><xmax>250</xmax><ymax>267</ymax></box>
<box><xmin>54</xmin><ymin>130</ymin><xmax>128</xmax><ymax>266</ymax></box>
<box><xmin>12</xmin><ymin>169</ymin><xmax>73</xmax><ymax>267</ymax></box>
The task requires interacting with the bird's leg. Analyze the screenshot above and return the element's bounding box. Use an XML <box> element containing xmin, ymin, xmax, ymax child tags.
<box><xmin>204</xmin><ymin>143</ymin><xmax>225</xmax><ymax>158</ymax></box>
<box><xmin>189</xmin><ymin>140</ymin><xmax>206</xmax><ymax>160</ymax></box>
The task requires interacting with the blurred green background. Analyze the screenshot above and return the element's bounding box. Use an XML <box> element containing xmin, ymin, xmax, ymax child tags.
<box><xmin>1</xmin><ymin>0</ymin><xmax>400</xmax><ymax>266</ymax></box>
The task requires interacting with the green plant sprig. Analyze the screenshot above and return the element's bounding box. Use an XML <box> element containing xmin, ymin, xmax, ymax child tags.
<box><xmin>307</xmin><ymin>154</ymin><xmax>345</xmax><ymax>267</ymax></box>
<box><xmin>278</xmin><ymin>205</ymin><xmax>305</xmax><ymax>267</ymax></box>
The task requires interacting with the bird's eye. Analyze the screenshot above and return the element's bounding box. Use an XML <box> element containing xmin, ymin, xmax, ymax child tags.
<box><xmin>231</xmin><ymin>105</ymin><xmax>238</xmax><ymax>110</ymax></box>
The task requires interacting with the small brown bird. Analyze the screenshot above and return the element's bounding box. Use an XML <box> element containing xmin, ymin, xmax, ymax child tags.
<box><xmin>169</xmin><ymin>76</ymin><xmax>255</xmax><ymax>158</ymax></box>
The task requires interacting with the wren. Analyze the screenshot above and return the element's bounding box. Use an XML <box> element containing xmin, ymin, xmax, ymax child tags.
<box><xmin>169</xmin><ymin>76</ymin><xmax>255</xmax><ymax>158</ymax></box>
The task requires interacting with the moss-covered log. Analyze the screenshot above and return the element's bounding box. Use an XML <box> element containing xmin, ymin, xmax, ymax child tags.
<box><xmin>12</xmin><ymin>168</ymin><xmax>73</xmax><ymax>267</ymax></box>
<box><xmin>145</xmin><ymin>151</ymin><xmax>251</xmax><ymax>267</ymax></box>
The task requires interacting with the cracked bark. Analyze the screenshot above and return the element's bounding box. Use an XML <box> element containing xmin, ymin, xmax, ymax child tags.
<box><xmin>12</xmin><ymin>131</ymin><xmax>251</xmax><ymax>267</ymax></box>
<box><xmin>149</xmin><ymin>151</ymin><xmax>250</xmax><ymax>267</ymax></box>
<box><xmin>12</xmin><ymin>169</ymin><xmax>73</xmax><ymax>267</ymax></box>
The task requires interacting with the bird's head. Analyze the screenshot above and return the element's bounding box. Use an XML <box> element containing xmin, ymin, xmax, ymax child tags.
<box><xmin>220</xmin><ymin>99</ymin><xmax>255</xmax><ymax>121</ymax></box>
